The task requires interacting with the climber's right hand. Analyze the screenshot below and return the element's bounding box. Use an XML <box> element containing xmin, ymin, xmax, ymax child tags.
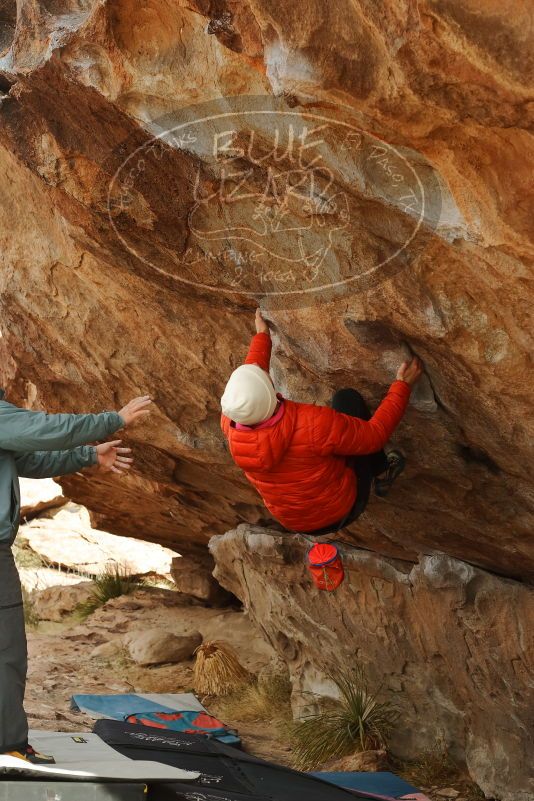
<box><xmin>396</xmin><ymin>357</ymin><xmax>423</xmax><ymax>386</ymax></box>
<box><xmin>255</xmin><ymin>309</ymin><xmax>270</xmax><ymax>335</ymax></box>
<box><xmin>118</xmin><ymin>396</ymin><xmax>152</xmax><ymax>426</ymax></box>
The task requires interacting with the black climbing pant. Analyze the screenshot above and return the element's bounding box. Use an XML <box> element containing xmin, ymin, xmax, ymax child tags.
<box><xmin>307</xmin><ymin>388</ymin><xmax>389</xmax><ymax>536</ymax></box>
<box><xmin>0</xmin><ymin>544</ymin><xmax>28</xmax><ymax>752</ymax></box>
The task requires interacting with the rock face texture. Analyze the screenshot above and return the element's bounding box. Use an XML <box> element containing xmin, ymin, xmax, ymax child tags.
<box><xmin>0</xmin><ymin>1</ymin><xmax>533</xmax><ymax>795</ymax></box>
<box><xmin>19</xmin><ymin>477</ymin><xmax>67</xmax><ymax>520</ymax></box>
<box><xmin>32</xmin><ymin>580</ymin><xmax>94</xmax><ymax>621</ymax></box>
<box><xmin>170</xmin><ymin>554</ymin><xmax>235</xmax><ymax>605</ymax></box>
<box><xmin>124</xmin><ymin>626</ymin><xmax>203</xmax><ymax>665</ymax></box>
<box><xmin>211</xmin><ymin>526</ymin><xmax>534</xmax><ymax>801</ymax></box>
<box><xmin>21</xmin><ymin>501</ymin><xmax>176</xmax><ymax>578</ymax></box>
<box><xmin>0</xmin><ymin>0</ymin><xmax>532</xmax><ymax>579</ymax></box>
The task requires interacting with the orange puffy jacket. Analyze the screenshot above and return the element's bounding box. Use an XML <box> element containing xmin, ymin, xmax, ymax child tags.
<box><xmin>221</xmin><ymin>333</ymin><xmax>411</xmax><ymax>532</ymax></box>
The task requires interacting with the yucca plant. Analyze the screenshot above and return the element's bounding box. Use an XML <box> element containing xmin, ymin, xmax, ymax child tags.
<box><xmin>194</xmin><ymin>640</ymin><xmax>251</xmax><ymax>696</ymax></box>
<box><xmin>290</xmin><ymin>666</ymin><xmax>399</xmax><ymax>769</ymax></box>
<box><xmin>76</xmin><ymin>563</ymin><xmax>146</xmax><ymax>619</ymax></box>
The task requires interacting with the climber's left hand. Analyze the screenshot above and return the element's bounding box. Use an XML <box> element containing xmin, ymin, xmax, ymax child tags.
<box><xmin>255</xmin><ymin>309</ymin><xmax>270</xmax><ymax>335</ymax></box>
<box><xmin>397</xmin><ymin>356</ymin><xmax>424</xmax><ymax>386</ymax></box>
<box><xmin>96</xmin><ymin>441</ymin><xmax>133</xmax><ymax>475</ymax></box>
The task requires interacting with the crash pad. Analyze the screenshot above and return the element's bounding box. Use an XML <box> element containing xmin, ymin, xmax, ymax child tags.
<box><xmin>0</xmin><ymin>731</ymin><xmax>199</xmax><ymax>783</ymax></box>
<box><xmin>0</xmin><ymin>782</ymin><xmax>146</xmax><ymax>801</ymax></box>
<box><xmin>312</xmin><ymin>771</ymin><xmax>429</xmax><ymax>800</ymax></box>
<box><xmin>71</xmin><ymin>692</ymin><xmax>204</xmax><ymax>719</ymax></box>
<box><xmin>95</xmin><ymin>719</ymin><xmax>391</xmax><ymax>801</ymax></box>
<box><xmin>71</xmin><ymin>691</ymin><xmax>240</xmax><ymax>744</ymax></box>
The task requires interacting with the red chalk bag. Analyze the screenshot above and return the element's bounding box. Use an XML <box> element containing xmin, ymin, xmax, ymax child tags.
<box><xmin>307</xmin><ymin>543</ymin><xmax>345</xmax><ymax>591</ymax></box>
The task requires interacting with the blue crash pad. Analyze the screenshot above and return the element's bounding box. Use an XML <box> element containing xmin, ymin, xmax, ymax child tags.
<box><xmin>312</xmin><ymin>771</ymin><xmax>421</xmax><ymax>798</ymax></box>
<box><xmin>71</xmin><ymin>693</ymin><xmax>240</xmax><ymax>745</ymax></box>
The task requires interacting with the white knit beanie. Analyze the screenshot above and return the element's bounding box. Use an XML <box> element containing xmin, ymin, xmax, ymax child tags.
<box><xmin>221</xmin><ymin>364</ymin><xmax>278</xmax><ymax>425</ymax></box>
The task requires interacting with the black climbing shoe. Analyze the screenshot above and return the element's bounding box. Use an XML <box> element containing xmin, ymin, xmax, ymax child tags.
<box><xmin>374</xmin><ymin>450</ymin><xmax>406</xmax><ymax>497</ymax></box>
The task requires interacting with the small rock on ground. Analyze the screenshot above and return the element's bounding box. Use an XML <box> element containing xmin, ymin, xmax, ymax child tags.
<box><xmin>125</xmin><ymin>628</ymin><xmax>202</xmax><ymax>665</ymax></box>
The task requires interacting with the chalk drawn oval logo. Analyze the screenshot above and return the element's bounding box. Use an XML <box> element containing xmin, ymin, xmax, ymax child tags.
<box><xmin>107</xmin><ymin>96</ymin><xmax>441</xmax><ymax>306</ymax></box>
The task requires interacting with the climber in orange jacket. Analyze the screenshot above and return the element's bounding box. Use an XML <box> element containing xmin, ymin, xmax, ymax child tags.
<box><xmin>221</xmin><ymin>310</ymin><xmax>422</xmax><ymax>534</ymax></box>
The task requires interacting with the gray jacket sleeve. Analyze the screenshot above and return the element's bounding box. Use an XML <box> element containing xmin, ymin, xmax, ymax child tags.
<box><xmin>0</xmin><ymin>401</ymin><xmax>123</xmax><ymax>453</ymax></box>
<box><xmin>14</xmin><ymin>446</ymin><xmax>98</xmax><ymax>478</ymax></box>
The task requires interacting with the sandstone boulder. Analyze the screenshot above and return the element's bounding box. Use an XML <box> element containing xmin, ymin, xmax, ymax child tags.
<box><xmin>18</xmin><ymin>566</ymin><xmax>91</xmax><ymax>594</ymax></box>
<box><xmin>22</xmin><ymin>503</ymin><xmax>176</xmax><ymax>579</ymax></box>
<box><xmin>211</xmin><ymin>525</ymin><xmax>534</xmax><ymax>801</ymax></box>
<box><xmin>19</xmin><ymin>478</ymin><xmax>66</xmax><ymax>521</ymax></box>
<box><xmin>170</xmin><ymin>555</ymin><xmax>234</xmax><ymax>606</ymax></box>
<box><xmin>0</xmin><ymin>0</ymin><xmax>531</xmax><ymax>585</ymax></box>
<box><xmin>100</xmin><ymin>595</ymin><xmax>144</xmax><ymax>612</ymax></box>
<box><xmin>125</xmin><ymin>628</ymin><xmax>202</xmax><ymax>666</ymax></box>
<box><xmin>32</xmin><ymin>581</ymin><xmax>95</xmax><ymax>622</ymax></box>
<box><xmin>90</xmin><ymin>640</ymin><xmax>125</xmax><ymax>660</ymax></box>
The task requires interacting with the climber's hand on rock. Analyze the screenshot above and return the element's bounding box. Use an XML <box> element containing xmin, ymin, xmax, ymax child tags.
<box><xmin>96</xmin><ymin>441</ymin><xmax>133</xmax><ymax>475</ymax></box>
<box><xmin>255</xmin><ymin>309</ymin><xmax>270</xmax><ymax>335</ymax></box>
<box><xmin>118</xmin><ymin>396</ymin><xmax>152</xmax><ymax>426</ymax></box>
<box><xmin>397</xmin><ymin>356</ymin><xmax>423</xmax><ymax>386</ymax></box>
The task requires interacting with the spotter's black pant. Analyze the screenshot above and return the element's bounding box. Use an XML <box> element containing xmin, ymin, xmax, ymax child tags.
<box><xmin>0</xmin><ymin>544</ymin><xmax>28</xmax><ymax>752</ymax></box>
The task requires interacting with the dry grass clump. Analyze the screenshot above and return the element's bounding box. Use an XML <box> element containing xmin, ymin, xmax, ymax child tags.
<box><xmin>290</xmin><ymin>666</ymin><xmax>399</xmax><ymax>770</ymax></box>
<box><xmin>401</xmin><ymin>741</ymin><xmax>458</xmax><ymax>787</ymax></box>
<box><xmin>194</xmin><ymin>640</ymin><xmax>251</xmax><ymax>696</ymax></box>
<box><xmin>218</xmin><ymin>673</ymin><xmax>292</xmax><ymax>723</ymax></box>
<box><xmin>396</xmin><ymin>741</ymin><xmax>487</xmax><ymax>801</ymax></box>
<box><xmin>22</xmin><ymin>586</ymin><xmax>39</xmax><ymax>628</ymax></box>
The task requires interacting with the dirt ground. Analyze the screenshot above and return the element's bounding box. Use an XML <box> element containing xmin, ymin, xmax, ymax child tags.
<box><xmin>25</xmin><ymin>587</ymin><xmax>293</xmax><ymax>765</ymax></box>
<box><xmin>24</xmin><ymin>588</ymin><xmax>485</xmax><ymax>801</ymax></box>
<box><xmin>16</xmin><ymin>484</ymin><xmax>491</xmax><ymax>801</ymax></box>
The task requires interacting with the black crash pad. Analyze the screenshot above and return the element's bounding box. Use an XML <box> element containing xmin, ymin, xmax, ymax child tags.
<box><xmin>94</xmin><ymin>719</ymin><xmax>380</xmax><ymax>800</ymax></box>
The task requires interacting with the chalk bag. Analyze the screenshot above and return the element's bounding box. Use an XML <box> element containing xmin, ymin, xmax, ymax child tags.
<box><xmin>307</xmin><ymin>543</ymin><xmax>345</xmax><ymax>591</ymax></box>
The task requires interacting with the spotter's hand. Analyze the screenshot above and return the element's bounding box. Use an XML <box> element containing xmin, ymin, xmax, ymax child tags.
<box><xmin>396</xmin><ymin>356</ymin><xmax>424</xmax><ymax>386</ymax></box>
<box><xmin>96</xmin><ymin>441</ymin><xmax>133</xmax><ymax>475</ymax></box>
<box><xmin>118</xmin><ymin>395</ymin><xmax>152</xmax><ymax>426</ymax></box>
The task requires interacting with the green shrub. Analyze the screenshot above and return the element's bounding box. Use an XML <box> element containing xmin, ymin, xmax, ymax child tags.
<box><xmin>290</xmin><ymin>666</ymin><xmax>398</xmax><ymax>770</ymax></box>
<box><xmin>76</xmin><ymin>563</ymin><xmax>146</xmax><ymax>619</ymax></box>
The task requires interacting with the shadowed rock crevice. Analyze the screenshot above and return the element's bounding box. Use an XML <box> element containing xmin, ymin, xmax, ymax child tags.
<box><xmin>0</xmin><ymin>1</ymin><xmax>15</xmax><ymax>56</ymax></box>
<box><xmin>456</xmin><ymin>443</ymin><xmax>501</xmax><ymax>476</ymax></box>
<box><xmin>0</xmin><ymin>73</ymin><xmax>12</xmax><ymax>92</ymax></box>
